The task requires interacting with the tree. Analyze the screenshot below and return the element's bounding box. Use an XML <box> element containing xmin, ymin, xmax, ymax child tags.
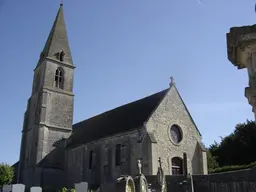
<box><xmin>208</xmin><ymin>141</ymin><xmax>219</xmax><ymax>155</ymax></box>
<box><xmin>0</xmin><ymin>163</ymin><xmax>14</xmax><ymax>188</ymax></box>
<box><xmin>208</xmin><ymin>120</ymin><xmax>256</xmax><ymax>167</ymax></box>
<box><xmin>206</xmin><ymin>150</ymin><xmax>219</xmax><ymax>171</ymax></box>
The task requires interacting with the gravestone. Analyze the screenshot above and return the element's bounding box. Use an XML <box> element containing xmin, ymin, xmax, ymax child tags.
<box><xmin>3</xmin><ymin>184</ymin><xmax>25</xmax><ymax>192</ymax></box>
<box><xmin>74</xmin><ymin>182</ymin><xmax>88</xmax><ymax>192</ymax></box>
<box><xmin>100</xmin><ymin>182</ymin><xmax>116</xmax><ymax>192</ymax></box>
<box><xmin>3</xmin><ymin>185</ymin><xmax>12</xmax><ymax>192</ymax></box>
<box><xmin>116</xmin><ymin>175</ymin><xmax>136</xmax><ymax>192</ymax></box>
<box><xmin>12</xmin><ymin>184</ymin><xmax>25</xmax><ymax>192</ymax></box>
<box><xmin>30</xmin><ymin>187</ymin><xmax>42</xmax><ymax>192</ymax></box>
<box><xmin>134</xmin><ymin>159</ymin><xmax>149</xmax><ymax>192</ymax></box>
<box><xmin>156</xmin><ymin>158</ymin><xmax>167</xmax><ymax>192</ymax></box>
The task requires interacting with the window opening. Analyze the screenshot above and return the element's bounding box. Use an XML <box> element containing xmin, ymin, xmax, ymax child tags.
<box><xmin>54</xmin><ymin>68</ymin><xmax>64</xmax><ymax>89</ymax></box>
<box><xmin>60</xmin><ymin>51</ymin><xmax>65</xmax><ymax>62</ymax></box>
<box><xmin>115</xmin><ymin>144</ymin><xmax>122</xmax><ymax>166</ymax></box>
<box><xmin>172</xmin><ymin>157</ymin><xmax>183</xmax><ymax>175</ymax></box>
<box><xmin>89</xmin><ymin>150</ymin><xmax>93</xmax><ymax>169</ymax></box>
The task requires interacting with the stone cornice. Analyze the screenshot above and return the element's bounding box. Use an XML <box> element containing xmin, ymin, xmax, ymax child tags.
<box><xmin>42</xmin><ymin>86</ymin><xmax>74</xmax><ymax>96</ymax></box>
<box><xmin>245</xmin><ymin>87</ymin><xmax>256</xmax><ymax>106</ymax></box>
<box><xmin>38</xmin><ymin>122</ymin><xmax>72</xmax><ymax>132</ymax></box>
<box><xmin>227</xmin><ymin>25</ymin><xmax>256</xmax><ymax>69</ymax></box>
<box><xmin>34</xmin><ymin>57</ymin><xmax>75</xmax><ymax>71</ymax></box>
<box><xmin>22</xmin><ymin>123</ymin><xmax>72</xmax><ymax>133</ymax></box>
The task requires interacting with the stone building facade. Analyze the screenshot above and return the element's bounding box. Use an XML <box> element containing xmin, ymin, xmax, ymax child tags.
<box><xmin>16</xmin><ymin>4</ymin><xmax>207</xmax><ymax>191</ymax></box>
<box><xmin>227</xmin><ymin>25</ymin><xmax>256</xmax><ymax>120</ymax></box>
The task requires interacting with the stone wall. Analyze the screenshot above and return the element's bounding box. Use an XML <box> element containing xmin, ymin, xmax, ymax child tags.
<box><xmin>46</xmin><ymin>91</ymin><xmax>74</xmax><ymax>129</ymax></box>
<box><xmin>146</xmin><ymin>167</ymin><xmax>256</xmax><ymax>192</ymax></box>
<box><xmin>193</xmin><ymin>168</ymin><xmax>256</xmax><ymax>192</ymax></box>
<box><xmin>65</xmin><ymin>85</ymin><xmax>208</xmax><ymax>188</ymax></box>
<box><xmin>66</xmin><ymin>130</ymin><xmax>148</xmax><ymax>188</ymax></box>
<box><xmin>18</xmin><ymin>55</ymin><xmax>74</xmax><ymax>188</ymax></box>
<box><xmin>146</xmin><ymin>86</ymin><xmax>207</xmax><ymax>175</ymax></box>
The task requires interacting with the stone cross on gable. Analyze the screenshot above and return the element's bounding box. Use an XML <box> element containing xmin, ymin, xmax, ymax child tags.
<box><xmin>169</xmin><ymin>76</ymin><xmax>175</xmax><ymax>87</ymax></box>
<box><xmin>137</xmin><ymin>159</ymin><xmax>142</xmax><ymax>175</ymax></box>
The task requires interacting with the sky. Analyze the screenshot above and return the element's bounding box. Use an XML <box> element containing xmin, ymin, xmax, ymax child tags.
<box><xmin>0</xmin><ymin>0</ymin><xmax>255</xmax><ymax>165</ymax></box>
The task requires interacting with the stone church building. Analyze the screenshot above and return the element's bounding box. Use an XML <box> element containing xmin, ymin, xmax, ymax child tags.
<box><xmin>14</xmin><ymin>4</ymin><xmax>207</xmax><ymax>191</ymax></box>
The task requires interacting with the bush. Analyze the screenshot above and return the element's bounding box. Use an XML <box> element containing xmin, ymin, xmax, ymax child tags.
<box><xmin>0</xmin><ymin>163</ymin><xmax>14</xmax><ymax>188</ymax></box>
<box><xmin>209</xmin><ymin>161</ymin><xmax>256</xmax><ymax>173</ymax></box>
<box><xmin>207</xmin><ymin>151</ymin><xmax>219</xmax><ymax>170</ymax></box>
<box><xmin>61</xmin><ymin>187</ymin><xmax>76</xmax><ymax>192</ymax></box>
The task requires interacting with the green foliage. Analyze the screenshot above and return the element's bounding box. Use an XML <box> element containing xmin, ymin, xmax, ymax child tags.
<box><xmin>206</xmin><ymin>150</ymin><xmax>219</xmax><ymax>172</ymax></box>
<box><xmin>0</xmin><ymin>163</ymin><xmax>14</xmax><ymax>187</ymax></box>
<box><xmin>209</xmin><ymin>161</ymin><xmax>256</xmax><ymax>173</ymax></box>
<box><xmin>208</xmin><ymin>120</ymin><xmax>256</xmax><ymax>167</ymax></box>
<box><xmin>61</xmin><ymin>187</ymin><xmax>76</xmax><ymax>192</ymax></box>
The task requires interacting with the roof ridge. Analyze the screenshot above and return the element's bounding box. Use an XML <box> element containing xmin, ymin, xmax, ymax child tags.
<box><xmin>73</xmin><ymin>88</ymin><xmax>169</xmax><ymax>126</ymax></box>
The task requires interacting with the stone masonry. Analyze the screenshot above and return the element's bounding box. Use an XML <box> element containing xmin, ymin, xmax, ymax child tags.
<box><xmin>18</xmin><ymin>4</ymin><xmax>75</xmax><ymax>190</ymax></box>
<box><xmin>227</xmin><ymin>25</ymin><xmax>256</xmax><ymax>120</ymax></box>
<box><xmin>146</xmin><ymin>85</ymin><xmax>208</xmax><ymax>175</ymax></box>
<box><xmin>65</xmin><ymin>82</ymin><xmax>208</xmax><ymax>188</ymax></box>
<box><xmin>16</xmin><ymin>4</ymin><xmax>207</xmax><ymax>191</ymax></box>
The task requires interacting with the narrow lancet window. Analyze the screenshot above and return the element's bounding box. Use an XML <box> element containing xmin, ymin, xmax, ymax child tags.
<box><xmin>54</xmin><ymin>67</ymin><xmax>64</xmax><ymax>89</ymax></box>
<box><xmin>115</xmin><ymin>144</ymin><xmax>122</xmax><ymax>166</ymax></box>
<box><xmin>89</xmin><ymin>150</ymin><xmax>93</xmax><ymax>169</ymax></box>
<box><xmin>60</xmin><ymin>51</ymin><xmax>65</xmax><ymax>62</ymax></box>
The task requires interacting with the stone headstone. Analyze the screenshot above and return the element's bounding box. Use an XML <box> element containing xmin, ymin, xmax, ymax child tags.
<box><xmin>95</xmin><ymin>187</ymin><xmax>100</xmax><ymax>192</ymax></box>
<box><xmin>3</xmin><ymin>185</ymin><xmax>12</xmax><ymax>192</ymax></box>
<box><xmin>12</xmin><ymin>184</ymin><xmax>25</xmax><ymax>192</ymax></box>
<box><xmin>30</xmin><ymin>187</ymin><xmax>42</xmax><ymax>192</ymax></box>
<box><xmin>100</xmin><ymin>183</ymin><xmax>115</xmax><ymax>192</ymax></box>
<box><xmin>74</xmin><ymin>182</ymin><xmax>88</xmax><ymax>192</ymax></box>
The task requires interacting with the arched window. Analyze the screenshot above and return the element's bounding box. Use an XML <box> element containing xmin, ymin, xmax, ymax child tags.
<box><xmin>54</xmin><ymin>67</ymin><xmax>64</xmax><ymax>89</ymax></box>
<box><xmin>172</xmin><ymin>157</ymin><xmax>183</xmax><ymax>175</ymax></box>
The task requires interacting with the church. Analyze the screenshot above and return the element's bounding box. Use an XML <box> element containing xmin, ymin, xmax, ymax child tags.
<box><xmin>14</xmin><ymin>4</ymin><xmax>208</xmax><ymax>191</ymax></box>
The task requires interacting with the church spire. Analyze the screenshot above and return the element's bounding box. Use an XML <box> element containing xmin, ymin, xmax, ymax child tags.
<box><xmin>38</xmin><ymin>4</ymin><xmax>73</xmax><ymax>67</ymax></box>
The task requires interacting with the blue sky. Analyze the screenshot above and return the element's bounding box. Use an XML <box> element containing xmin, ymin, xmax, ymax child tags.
<box><xmin>0</xmin><ymin>0</ymin><xmax>255</xmax><ymax>165</ymax></box>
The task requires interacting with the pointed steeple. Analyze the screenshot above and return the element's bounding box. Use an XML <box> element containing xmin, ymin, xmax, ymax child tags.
<box><xmin>38</xmin><ymin>4</ymin><xmax>73</xmax><ymax>67</ymax></box>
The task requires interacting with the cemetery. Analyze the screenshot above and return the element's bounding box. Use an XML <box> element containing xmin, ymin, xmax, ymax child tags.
<box><xmin>2</xmin><ymin>157</ymin><xmax>256</xmax><ymax>192</ymax></box>
<box><xmin>2</xmin><ymin>2</ymin><xmax>256</xmax><ymax>192</ymax></box>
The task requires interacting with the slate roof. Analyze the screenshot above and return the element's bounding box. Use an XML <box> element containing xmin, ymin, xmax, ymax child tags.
<box><xmin>67</xmin><ymin>88</ymin><xmax>169</xmax><ymax>148</ymax></box>
<box><xmin>67</xmin><ymin>85</ymin><xmax>202</xmax><ymax>149</ymax></box>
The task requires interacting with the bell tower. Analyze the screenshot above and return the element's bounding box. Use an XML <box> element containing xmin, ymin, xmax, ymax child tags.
<box><xmin>18</xmin><ymin>4</ymin><xmax>75</xmax><ymax>188</ymax></box>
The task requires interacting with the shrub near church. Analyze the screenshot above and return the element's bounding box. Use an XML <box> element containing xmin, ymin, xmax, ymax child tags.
<box><xmin>0</xmin><ymin>163</ymin><xmax>14</xmax><ymax>188</ymax></box>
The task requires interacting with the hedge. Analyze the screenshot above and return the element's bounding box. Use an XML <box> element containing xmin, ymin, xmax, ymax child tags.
<box><xmin>209</xmin><ymin>161</ymin><xmax>256</xmax><ymax>173</ymax></box>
